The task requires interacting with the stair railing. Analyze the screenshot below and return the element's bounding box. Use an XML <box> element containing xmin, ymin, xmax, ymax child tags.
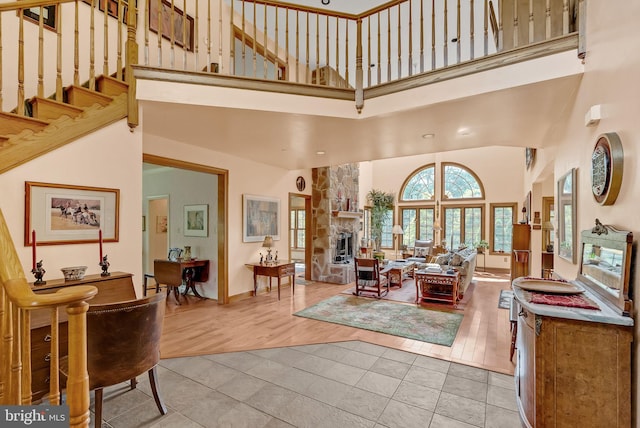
<box><xmin>0</xmin><ymin>208</ymin><xmax>97</xmax><ymax>428</ymax></box>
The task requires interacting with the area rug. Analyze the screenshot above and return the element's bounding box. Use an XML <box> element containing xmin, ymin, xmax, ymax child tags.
<box><xmin>293</xmin><ymin>295</ymin><xmax>463</xmax><ymax>346</ymax></box>
<box><xmin>498</xmin><ymin>289</ymin><xmax>513</xmax><ymax>309</ymax></box>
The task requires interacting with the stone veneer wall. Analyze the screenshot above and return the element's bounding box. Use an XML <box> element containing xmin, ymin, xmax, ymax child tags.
<box><xmin>311</xmin><ymin>164</ymin><xmax>360</xmax><ymax>284</ymax></box>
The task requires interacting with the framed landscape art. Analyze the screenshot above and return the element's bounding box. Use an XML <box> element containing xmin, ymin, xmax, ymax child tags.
<box><xmin>184</xmin><ymin>204</ymin><xmax>208</xmax><ymax>237</ymax></box>
<box><xmin>25</xmin><ymin>181</ymin><xmax>119</xmax><ymax>245</ymax></box>
<box><xmin>243</xmin><ymin>194</ymin><xmax>280</xmax><ymax>242</ymax></box>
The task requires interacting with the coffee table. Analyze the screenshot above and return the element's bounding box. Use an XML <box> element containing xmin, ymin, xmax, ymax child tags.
<box><xmin>414</xmin><ymin>268</ymin><xmax>460</xmax><ymax>306</ymax></box>
<box><xmin>385</xmin><ymin>261</ymin><xmax>416</xmax><ymax>287</ymax></box>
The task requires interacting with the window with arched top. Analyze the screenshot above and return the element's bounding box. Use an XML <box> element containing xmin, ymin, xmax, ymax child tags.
<box><xmin>442</xmin><ymin>163</ymin><xmax>484</xmax><ymax>200</ymax></box>
<box><xmin>400</xmin><ymin>164</ymin><xmax>436</xmax><ymax>201</ymax></box>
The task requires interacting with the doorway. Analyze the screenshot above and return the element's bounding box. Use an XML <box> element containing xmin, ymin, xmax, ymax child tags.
<box><xmin>289</xmin><ymin>193</ymin><xmax>311</xmax><ymax>281</ymax></box>
<box><xmin>145</xmin><ymin>196</ymin><xmax>169</xmax><ymax>274</ymax></box>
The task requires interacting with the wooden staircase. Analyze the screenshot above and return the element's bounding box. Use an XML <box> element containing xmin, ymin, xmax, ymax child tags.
<box><xmin>0</xmin><ymin>75</ymin><xmax>129</xmax><ymax>174</ymax></box>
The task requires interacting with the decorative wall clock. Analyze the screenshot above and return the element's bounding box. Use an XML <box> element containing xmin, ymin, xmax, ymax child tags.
<box><xmin>591</xmin><ymin>132</ymin><xmax>623</xmax><ymax>205</ymax></box>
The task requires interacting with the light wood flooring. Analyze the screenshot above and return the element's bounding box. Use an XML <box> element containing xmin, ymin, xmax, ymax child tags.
<box><xmin>160</xmin><ymin>269</ymin><xmax>516</xmax><ymax>376</ymax></box>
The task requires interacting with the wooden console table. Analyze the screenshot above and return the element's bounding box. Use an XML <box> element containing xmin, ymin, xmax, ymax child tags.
<box><xmin>414</xmin><ymin>269</ymin><xmax>459</xmax><ymax>306</ymax></box>
<box><xmin>246</xmin><ymin>261</ymin><xmax>295</xmax><ymax>300</ymax></box>
<box><xmin>30</xmin><ymin>272</ymin><xmax>137</xmax><ymax>401</ymax></box>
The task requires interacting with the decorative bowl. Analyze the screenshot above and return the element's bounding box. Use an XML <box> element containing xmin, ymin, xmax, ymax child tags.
<box><xmin>61</xmin><ymin>266</ymin><xmax>88</xmax><ymax>281</ymax></box>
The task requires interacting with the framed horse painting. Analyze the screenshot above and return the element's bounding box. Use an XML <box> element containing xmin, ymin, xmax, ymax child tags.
<box><xmin>25</xmin><ymin>182</ymin><xmax>120</xmax><ymax>246</ymax></box>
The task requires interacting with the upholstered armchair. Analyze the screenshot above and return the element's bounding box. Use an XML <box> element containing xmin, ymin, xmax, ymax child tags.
<box><xmin>406</xmin><ymin>240</ymin><xmax>434</xmax><ymax>263</ymax></box>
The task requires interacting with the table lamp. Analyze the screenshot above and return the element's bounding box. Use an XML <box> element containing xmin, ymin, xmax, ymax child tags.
<box><xmin>262</xmin><ymin>235</ymin><xmax>274</xmax><ymax>262</ymax></box>
<box><xmin>392</xmin><ymin>224</ymin><xmax>404</xmax><ymax>260</ymax></box>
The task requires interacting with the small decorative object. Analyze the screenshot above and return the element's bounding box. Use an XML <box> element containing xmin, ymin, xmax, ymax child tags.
<box><xmin>61</xmin><ymin>265</ymin><xmax>87</xmax><ymax>281</ymax></box>
<box><xmin>275</xmin><ymin>250</ymin><xmax>278</xmax><ymax>261</ymax></box>
<box><xmin>296</xmin><ymin>176</ymin><xmax>306</xmax><ymax>191</ymax></box>
<box><xmin>520</xmin><ymin>207</ymin><xmax>527</xmax><ymax>224</ymax></box>
<box><xmin>591</xmin><ymin>132</ymin><xmax>623</xmax><ymax>205</ymax></box>
<box><xmin>259</xmin><ymin>252</ymin><xmax>264</xmax><ymax>264</ymax></box>
<box><xmin>446</xmin><ymin>268</ymin><xmax>455</xmax><ymax>275</ymax></box>
<box><xmin>262</xmin><ymin>235</ymin><xmax>274</xmax><ymax>262</ymax></box>
<box><xmin>32</xmin><ymin>260</ymin><xmax>46</xmax><ymax>285</ymax></box>
<box><xmin>99</xmin><ymin>255</ymin><xmax>110</xmax><ymax>276</ymax></box>
<box><xmin>183</xmin><ymin>245</ymin><xmax>192</xmax><ymax>261</ymax></box>
<box><xmin>476</xmin><ymin>240</ymin><xmax>489</xmax><ymax>254</ymax></box>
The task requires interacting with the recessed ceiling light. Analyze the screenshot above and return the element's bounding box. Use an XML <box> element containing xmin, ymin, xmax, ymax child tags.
<box><xmin>422</xmin><ymin>133</ymin><xmax>435</xmax><ymax>139</ymax></box>
<box><xmin>316</xmin><ymin>150</ymin><xmax>326</xmax><ymax>155</ymax></box>
<box><xmin>457</xmin><ymin>127</ymin><xmax>471</xmax><ymax>136</ymax></box>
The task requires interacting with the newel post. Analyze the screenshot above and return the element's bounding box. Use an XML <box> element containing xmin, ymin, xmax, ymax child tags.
<box><xmin>66</xmin><ymin>302</ymin><xmax>90</xmax><ymax>428</ymax></box>
<box><xmin>125</xmin><ymin>0</ymin><xmax>139</xmax><ymax>129</ymax></box>
<box><xmin>355</xmin><ymin>18</ymin><xmax>364</xmax><ymax>114</ymax></box>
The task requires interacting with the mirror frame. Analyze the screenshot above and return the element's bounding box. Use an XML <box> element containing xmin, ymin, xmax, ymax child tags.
<box><xmin>557</xmin><ymin>168</ymin><xmax>577</xmax><ymax>263</ymax></box>
<box><xmin>578</xmin><ymin>221</ymin><xmax>633</xmax><ymax>316</ymax></box>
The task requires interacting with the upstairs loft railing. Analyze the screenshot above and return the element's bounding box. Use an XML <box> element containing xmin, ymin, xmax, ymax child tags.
<box><xmin>0</xmin><ymin>0</ymin><xmax>583</xmax><ymax>125</ymax></box>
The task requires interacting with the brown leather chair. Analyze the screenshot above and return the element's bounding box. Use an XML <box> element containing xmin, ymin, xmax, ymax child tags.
<box><xmin>153</xmin><ymin>259</ymin><xmax>185</xmax><ymax>304</ymax></box>
<box><xmin>353</xmin><ymin>257</ymin><xmax>390</xmax><ymax>298</ymax></box>
<box><xmin>60</xmin><ymin>293</ymin><xmax>167</xmax><ymax>425</ymax></box>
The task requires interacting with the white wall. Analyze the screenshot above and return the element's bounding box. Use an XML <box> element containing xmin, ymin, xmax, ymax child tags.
<box><xmin>0</xmin><ymin>120</ymin><xmax>143</xmax><ymax>293</ymax></box>
<box><xmin>369</xmin><ymin>146</ymin><xmax>525</xmax><ymax>269</ymax></box>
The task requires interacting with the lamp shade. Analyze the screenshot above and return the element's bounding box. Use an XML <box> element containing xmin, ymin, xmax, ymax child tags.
<box><xmin>262</xmin><ymin>235</ymin><xmax>274</xmax><ymax>248</ymax></box>
<box><xmin>392</xmin><ymin>225</ymin><xmax>404</xmax><ymax>235</ymax></box>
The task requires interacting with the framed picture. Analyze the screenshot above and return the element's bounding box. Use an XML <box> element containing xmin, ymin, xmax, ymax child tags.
<box><xmin>25</xmin><ymin>181</ymin><xmax>119</xmax><ymax>246</ymax></box>
<box><xmin>184</xmin><ymin>204</ymin><xmax>208</xmax><ymax>237</ymax></box>
<box><xmin>243</xmin><ymin>194</ymin><xmax>280</xmax><ymax>242</ymax></box>
<box><xmin>156</xmin><ymin>215</ymin><xmax>168</xmax><ymax>233</ymax></box>
<box><xmin>149</xmin><ymin>0</ymin><xmax>194</xmax><ymax>51</ymax></box>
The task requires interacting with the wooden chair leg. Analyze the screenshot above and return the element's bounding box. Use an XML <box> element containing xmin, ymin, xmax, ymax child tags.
<box><xmin>148</xmin><ymin>366</ymin><xmax>167</xmax><ymax>416</ymax></box>
<box><xmin>130</xmin><ymin>377</ymin><xmax>138</xmax><ymax>390</ymax></box>
<box><xmin>94</xmin><ymin>388</ymin><xmax>104</xmax><ymax>426</ymax></box>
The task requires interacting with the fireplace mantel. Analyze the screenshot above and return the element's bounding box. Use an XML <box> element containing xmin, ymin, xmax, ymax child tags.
<box><xmin>332</xmin><ymin>210</ymin><xmax>363</xmax><ymax>219</ymax></box>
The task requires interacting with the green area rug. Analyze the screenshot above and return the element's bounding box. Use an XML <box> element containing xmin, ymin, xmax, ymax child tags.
<box><xmin>294</xmin><ymin>295</ymin><xmax>463</xmax><ymax>346</ymax></box>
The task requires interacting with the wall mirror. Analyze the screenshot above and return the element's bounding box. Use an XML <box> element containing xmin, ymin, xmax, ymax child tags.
<box><xmin>557</xmin><ymin>168</ymin><xmax>577</xmax><ymax>263</ymax></box>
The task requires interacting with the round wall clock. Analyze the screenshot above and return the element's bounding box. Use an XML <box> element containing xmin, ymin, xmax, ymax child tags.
<box><xmin>296</xmin><ymin>176</ymin><xmax>306</xmax><ymax>191</ymax></box>
<box><xmin>591</xmin><ymin>132</ymin><xmax>623</xmax><ymax>205</ymax></box>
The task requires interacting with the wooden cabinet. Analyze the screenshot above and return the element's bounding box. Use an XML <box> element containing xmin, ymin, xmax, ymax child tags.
<box><xmin>515</xmin><ymin>306</ymin><xmax>632</xmax><ymax>427</ymax></box>
<box><xmin>30</xmin><ymin>272</ymin><xmax>136</xmax><ymax>401</ymax></box>
<box><xmin>511</xmin><ymin>223</ymin><xmax>531</xmax><ymax>281</ymax></box>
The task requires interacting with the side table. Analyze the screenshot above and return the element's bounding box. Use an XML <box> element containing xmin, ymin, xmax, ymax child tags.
<box><xmin>246</xmin><ymin>261</ymin><xmax>295</xmax><ymax>300</ymax></box>
<box><xmin>414</xmin><ymin>269</ymin><xmax>460</xmax><ymax>307</ymax></box>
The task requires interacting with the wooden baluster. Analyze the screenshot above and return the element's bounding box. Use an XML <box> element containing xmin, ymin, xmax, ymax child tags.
<box><xmin>229</xmin><ymin>0</ymin><xmax>233</xmax><ymax>74</ymax></box>
<box><xmin>377</xmin><ymin>13</ymin><xmax>380</xmax><ymax>83</ymax></box>
<box><xmin>125</xmin><ymin>0</ymin><xmax>139</xmax><ymax>127</ymax></box>
<box><xmin>367</xmin><ymin>16</ymin><xmax>371</xmax><ymax>85</ymax></box>
<box><xmin>470</xmin><ymin>0</ymin><xmax>475</xmax><ymax>59</ymax></box>
<box><xmin>335</xmin><ymin>16</ymin><xmax>339</xmax><ymax>84</ymax></box>
<box><xmin>285</xmin><ymin>8</ymin><xmax>288</xmax><ymax>80</ymax></box>
<box><xmin>528</xmin><ymin>0</ymin><xmax>534</xmax><ymax>43</ymax></box>
<box><xmin>104</xmin><ymin>0</ymin><xmax>109</xmax><ymax>77</ymax></box>
<box><xmin>241</xmin><ymin>0</ymin><xmax>245</xmax><ymax>75</ymax></box>
<box><xmin>355</xmin><ymin>17</ymin><xmax>363</xmax><ymax>113</ymax></box>
<box><xmin>397</xmin><ymin>4</ymin><xmax>401</xmax><ymax>78</ymax></box>
<box><xmin>408</xmin><ymin>0</ymin><xmax>412</xmax><ymax>76</ymax></box>
<box><xmin>9</xmin><ymin>303</ymin><xmax>20</xmax><ymax>403</ymax></box>
<box><xmin>443</xmin><ymin>0</ymin><xmax>448</xmax><ymax>67</ymax></box>
<box><xmin>545</xmin><ymin>0</ymin><xmax>551</xmax><ymax>39</ymax></box>
<box><xmin>275</xmin><ymin>6</ymin><xmax>279</xmax><ymax>79</ymax></box>
<box><xmin>252</xmin><ymin>1</ymin><xmax>257</xmax><ymax>77</ymax></box>
<box><xmin>216</xmin><ymin>0</ymin><xmax>220</xmax><ymax>72</ymax></box>
<box><xmin>431</xmin><ymin>0</ymin><xmax>435</xmax><ymax>70</ymax></box>
<box><xmin>144</xmin><ymin>0</ymin><xmax>149</xmax><ymax>65</ymax></box>
<box><xmin>65</xmin><ymin>302</ymin><xmax>90</xmax><ymax>428</ymax></box>
<box><xmin>183</xmin><ymin>0</ymin><xmax>188</xmax><ymax>70</ymax></box>
<box><xmin>577</xmin><ymin>0</ymin><xmax>585</xmax><ymax>59</ymax></box>
<box><xmin>304</xmin><ymin>12</ymin><xmax>309</xmax><ymax>83</ymax></box>
<box><xmin>208</xmin><ymin>0</ymin><xmax>212</xmax><ymax>72</ymax></box>
<box><xmin>386</xmin><ymin>9</ymin><xmax>390</xmax><ymax>81</ymax></box>
<box><xmin>420</xmin><ymin>0</ymin><xmax>424</xmax><ymax>73</ymax></box>
<box><xmin>295</xmin><ymin>10</ymin><xmax>299</xmax><ymax>82</ymax></box>
<box><xmin>170</xmin><ymin>0</ymin><xmax>175</xmax><ymax>68</ymax></box>
<box><xmin>55</xmin><ymin>4</ymin><xmax>63</xmax><ymax>99</ymax></box>
<box><xmin>19</xmin><ymin>309</ymin><xmax>30</xmax><ymax>405</ymax></box>
<box><xmin>17</xmin><ymin>9</ymin><xmax>24</xmax><ymax>115</ymax></box>
<box><xmin>38</xmin><ymin>6</ymin><xmax>44</xmax><ymax>97</ymax></box>
<box><xmin>74</xmin><ymin>0</ymin><xmax>79</xmax><ymax>85</ymax></box>
<box><xmin>157</xmin><ymin>0</ymin><xmax>163</xmax><ymax>66</ymax></box>
<box><xmin>117</xmin><ymin>0</ymin><xmax>123</xmax><ymax>80</ymax></box>
<box><xmin>0</xmin><ymin>287</ymin><xmax>7</xmax><ymax>404</ymax></box>
<box><xmin>315</xmin><ymin>13</ymin><xmax>319</xmax><ymax>84</ymax></box>
<box><xmin>48</xmin><ymin>308</ymin><xmax>60</xmax><ymax>405</ymax></box>
<box><xmin>456</xmin><ymin>0</ymin><xmax>460</xmax><ymax>63</ymax></box>
<box><xmin>268</xmin><ymin>7</ymin><xmax>272</xmax><ymax>80</ymax></box>
<box><xmin>512</xmin><ymin>0</ymin><xmax>518</xmax><ymax>48</ymax></box>
<box><xmin>562</xmin><ymin>0</ymin><xmax>569</xmax><ymax>35</ymax></box>
<box><xmin>344</xmin><ymin>18</ymin><xmax>348</xmax><ymax>85</ymax></box>
<box><xmin>325</xmin><ymin>14</ymin><xmax>329</xmax><ymax>84</ymax></box>
<box><xmin>196</xmin><ymin>0</ymin><xmax>200</xmax><ymax>72</ymax></box>
<box><xmin>483</xmin><ymin>0</ymin><xmax>488</xmax><ymax>55</ymax></box>
<box><xmin>0</xmin><ymin>16</ymin><xmax>3</xmax><ymax>110</ymax></box>
<box><xmin>498</xmin><ymin>0</ymin><xmax>503</xmax><ymax>50</ymax></box>
<box><xmin>89</xmin><ymin>0</ymin><xmax>95</xmax><ymax>90</ymax></box>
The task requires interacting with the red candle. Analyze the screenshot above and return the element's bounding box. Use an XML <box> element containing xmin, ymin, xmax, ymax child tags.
<box><xmin>31</xmin><ymin>230</ymin><xmax>36</xmax><ymax>270</ymax></box>
<box><xmin>99</xmin><ymin>229</ymin><xmax>103</xmax><ymax>261</ymax></box>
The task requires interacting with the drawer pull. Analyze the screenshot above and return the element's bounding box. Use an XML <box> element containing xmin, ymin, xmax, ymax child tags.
<box><xmin>44</xmin><ymin>334</ymin><xmax>52</xmax><ymax>342</ymax></box>
<box><xmin>44</xmin><ymin>353</ymin><xmax>51</xmax><ymax>362</ymax></box>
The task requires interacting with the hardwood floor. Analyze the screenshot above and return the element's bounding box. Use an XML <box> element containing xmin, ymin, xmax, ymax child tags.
<box><xmin>160</xmin><ymin>269</ymin><xmax>516</xmax><ymax>376</ymax></box>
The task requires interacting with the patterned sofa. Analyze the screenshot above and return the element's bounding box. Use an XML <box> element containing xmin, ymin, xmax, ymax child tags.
<box><xmin>432</xmin><ymin>247</ymin><xmax>478</xmax><ymax>296</ymax></box>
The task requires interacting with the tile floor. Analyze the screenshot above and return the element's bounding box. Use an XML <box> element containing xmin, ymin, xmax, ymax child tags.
<box><xmin>91</xmin><ymin>340</ymin><xmax>521</xmax><ymax>428</ymax></box>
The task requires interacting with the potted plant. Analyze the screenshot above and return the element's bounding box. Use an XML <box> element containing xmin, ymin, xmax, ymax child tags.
<box><xmin>476</xmin><ymin>239</ymin><xmax>489</xmax><ymax>254</ymax></box>
<box><xmin>367</xmin><ymin>189</ymin><xmax>395</xmax><ymax>259</ymax></box>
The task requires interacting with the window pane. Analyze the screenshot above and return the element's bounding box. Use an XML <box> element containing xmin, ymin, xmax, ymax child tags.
<box><xmin>444</xmin><ymin>208</ymin><xmax>462</xmax><ymax>249</ymax></box>
<box><xmin>418</xmin><ymin>208</ymin><xmax>434</xmax><ymax>241</ymax></box>
<box><xmin>297</xmin><ymin>210</ymin><xmax>305</xmax><ymax>227</ymax></box>
<box><xmin>444</xmin><ymin>165</ymin><xmax>483</xmax><ymax>199</ymax></box>
<box><xmin>297</xmin><ymin>230</ymin><xmax>305</xmax><ymax>248</ymax></box>
<box><xmin>493</xmin><ymin>206</ymin><xmax>513</xmax><ymax>252</ymax></box>
<box><xmin>402</xmin><ymin>166</ymin><xmax>435</xmax><ymax>200</ymax></box>
<box><xmin>381</xmin><ymin>210</ymin><xmax>393</xmax><ymax>248</ymax></box>
<box><xmin>290</xmin><ymin>210</ymin><xmax>296</xmax><ymax>228</ymax></box>
<box><xmin>464</xmin><ymin>208</ymin><xmax>482</xmax><ymax>247</ymax></box>
<box><xmin>401</xmin><ymin>209</ymin><xmax>417</xmax><ymax>247</ymax></box>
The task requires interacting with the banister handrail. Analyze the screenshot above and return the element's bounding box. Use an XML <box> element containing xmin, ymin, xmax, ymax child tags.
<box><xmin>3</xmin><ymin>279</ymin><xmax>98</xmax><ymax>309</ymax></box>
<box><xmin>0</xmin><ymin>0</ymin><xmax>76</xmax><ymax>13</ymax></box>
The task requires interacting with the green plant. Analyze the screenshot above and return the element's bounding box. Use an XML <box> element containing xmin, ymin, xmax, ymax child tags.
<box><xmin>475</xmin><ymin>239</ymin><xmax>489</xmax><ymax>253</ymax></box>
<box><xmin>367</xmin><ymin>189</ymin><xmax>394</xmax><ymax>251</ymax></box>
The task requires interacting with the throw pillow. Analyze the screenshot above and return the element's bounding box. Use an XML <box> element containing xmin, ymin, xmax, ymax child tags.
<box><xmin>414</xmin><ymin>246</ymin><xmax>430</xmax><ymax>258</ymax></box>
<box><xmin>450</xmin><ymin>252</ymin><xmax>465</xmax><ymax>266</ymax></box>
<box><xmin>434</xmin><ymin>253</ymin><xmax>451</xmax><ymax>265</ymax></box>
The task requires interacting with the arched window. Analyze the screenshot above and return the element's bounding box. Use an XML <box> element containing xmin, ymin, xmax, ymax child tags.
<box><xmin>400</xmin><ymin>165</ymin><xmax>435</xmax><ymax>201</ymax></box>
<box><xmin>442</xmin><ymin>163</ymin><xmax>484</xmax><ymax>200</ymax></box>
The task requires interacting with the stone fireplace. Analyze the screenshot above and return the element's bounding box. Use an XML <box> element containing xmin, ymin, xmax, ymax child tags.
<box><xmin>311</xmin><ymin>164</ymin><xmax>361</xmax><ymax>284</ymax></box>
